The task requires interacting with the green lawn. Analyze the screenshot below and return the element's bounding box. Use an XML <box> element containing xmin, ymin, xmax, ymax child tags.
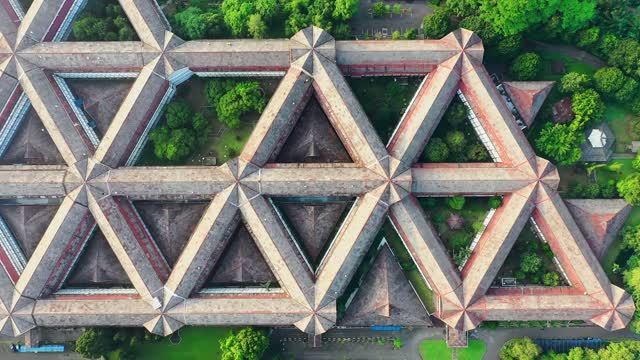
<box><xmin>132</xmin><ymin>327</ymin><xmax>233</xmax><ymax>360</ymax></box>
<box><xmin>604</xmin><ymin>104</ymin><xmax>640</xmax><ymax>153</ymax></box>
<box><xmin>537</xmin><ymin>50</ymin><xmax>597</xmax><ymax>81</ymax></box>
<box><xmin>419</xmin><ymin>340</ymin><xmax>486</xmax><ymax>360</ymax></box>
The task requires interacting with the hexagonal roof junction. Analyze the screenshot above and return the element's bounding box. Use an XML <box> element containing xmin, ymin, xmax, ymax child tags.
<box><xmin>0</xmin><ymin>0</ymin><xmax>633</xmax><ymax>341</ymax></box>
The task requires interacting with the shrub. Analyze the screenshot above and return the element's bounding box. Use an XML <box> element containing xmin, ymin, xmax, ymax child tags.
<box><xmin>542</xmin><ymin>271</ymin><xmax>561</xmax><ymax>286</ymax></box>
<box><xmin>632</xmin><ymin>98</ymin><xmax>640</xmax><ymax>116</ymax></box>
<box><xmin>614</xmin><ymin>78</ymin><xmax>639</xmax><ymax>103</ymax></box>
<box><xmin>432</xmin><ymin>212</ymin><xmax>445</xmax><ymax>224</ymax></box>
<box><xmin>618</xmin><ymin>173</ymin><xmax>640</xmax><ymax>206</ymax></box>
<box><xmin>445</xmin><ymin>130</ymin><xmax>466</xmax><ymax>153</ymax></box>
<box><xmin>424</xmin><ymin>138</ymin><xmax>450</xmax><ymax>162</ymax></box>
<box><xmin>447</xmin><ymin>195</ymin><xmax>465</xmax><ymax>210</ymax></box>
<box><xmin>403</xmin><ymin>28</ymin><xmax>417</xmax><ymax>40</ymax></box>
<box><xmin>594</xmin><ymin>67</ymin><xmax>626</xmax><ymax>95</ymax></box>
<box><xmin>601</xmin><ymin>180</ymin><xmax>617</xmax><ymax>199</ymax></box>
<box><xmin>535</xmin><ymin>123</ymin><xmax>583</xmax><ymax>166</ymax></box>
<box><xmin>559</xmin><ymin>72</ymin><xmax>591</xmax><ymax>94</ymax></box>
<box><xmin>488</xmin><ymin>196</ymin><xmax>502</xmax><ymax>209</ymax></box>
<box><xmin>472</xmin><ymin>221</ymin><xmax>485</xmax><ymax>233</ymax></box>
<box><xmin>466</xmin><ymin>143</ymin><xmax>489</xmax><ymax>161</ymax></box>
<box><xmin>451</xmin><ymin>231</ymin><xmax>473</xmax><ymax>250</ymax></box>
<box><xmin>583</xmin><ymin>183</ymin><xmax>601</xmax><ymax>198</ymax></box>
<box><xmin>520</xmin><ymin>253</ymin><xmax>542</xmax><ymax>273</ymax></box>
<box><xmin>576</xmin><ymin>26</ymin><xmax>600</xmax><ymax>49</ymax></box>
<box><xmin>391</xmin><ymin>30</ymin><xmax>401</xmax><ymax>40</ymax></box>
<box><xmin>571</xmin><ymin>89</ymin><xmax>604</xmax><ymax>130</ymax></box>
<box><xmin>510</xmin><ymin>53</ymin><xmax>542</xmax><ymax>81</ymax></box>
<box><xmin>219</xmin><ymin>327</ymin><xmax>269</xmax><ymax>360</ymax></box>
<box><xmin>421</xmin><ymin>197</ymin><xmax>437</xmax><ymax>208</ymax></box>
<box><xmin>444</xmin><ymin>101</ymin><xmax>468</xmax><ymax>127</ymax></box>
<box><xmin>372</xmin><ymin>2</ymin><xmax>386</xmax><ymax>17</ymax></box>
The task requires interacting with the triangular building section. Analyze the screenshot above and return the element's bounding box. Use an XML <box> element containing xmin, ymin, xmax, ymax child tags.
<box><xmin>61</xmin><ymin>226</ymin><xmax>134</xmax><ymax>289</ymax></box>
<box><xmin>272</xmin><ymin>95</ymin><xmax>352</xmax><ymax>163</ymax></box>
<box><xmin>502</xmin><ymin>81</ymin><xmax>554</xmax><ymax>127</ymax></box>
<box><xmin>0</xmin><ymin>205</ymin><xmax>59</xmax><ymax>262</ymax></box>
<box><xmin>565</xmin><ymin>199</ymin><xmax>631</xmax><ymax>259</ymax></box>
<box><xmin>340</xmin><ymin>245</ymin><xmax>431</xmax><ymax>326</ymax></box>
<box><xmin>271</xmin><ymin>197</ymin><xmax>354</xmax><ymax>270</ymax></box>
<box><xmin>134</xmin><ymin>201</ymin><xmax>208</xmax><ymax>268</ymax></box>
<box><xmin>0</xmin><ymin>108</ymin><xmax>65</xmax><ymax>165</ymax></box>
<box><xmin>203</xmin><ymin>222</ymin><xmax>279</xmax><ymax>289</ymax></box>
<box><xmin>64</xmin><ymin>78</ymin><xmax>134</xmax><ymax>141</ymax></box>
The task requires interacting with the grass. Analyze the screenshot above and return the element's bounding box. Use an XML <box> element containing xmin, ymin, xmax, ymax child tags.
<box><xmin>604</xmin><ymin>104</ymin><xmax>640</xmax><ymax>153</ymax></box>
<box><xmin>132</xmin><ymin>327</ymin><xmax>233</xmax><ymax>360</ymax></box>
<box><xmin>419</xmin><ymin>340</ymin><xmax>486</xmax><ymax>360</ymax></box>
<box><xmin>537</xmin><ymin>50</ymin><xmax>597</xmax><ymax>81</ymax></box>
<box><xmin>347</xmin><ymin>76</ymin><xmax>423</xmax><ymax>144</ymax></box>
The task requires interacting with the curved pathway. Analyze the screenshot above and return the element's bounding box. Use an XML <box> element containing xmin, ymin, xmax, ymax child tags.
<box><xmin>528</xmin><ymin>40</ymin><xmax>608</xmax><ymax>69</ymax></box>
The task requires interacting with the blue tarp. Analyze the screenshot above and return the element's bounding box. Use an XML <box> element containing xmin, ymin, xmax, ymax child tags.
<box><xmin>533</xmin><ymin>338</ymin><xmax>607</xmax><ymax>353</ymax></box>
<box><xmin>15</xmin><ymin>344</ymin><xmax>65</xmax><ymax>353</ymax></box>
<box><xmin>370</xmin><ymin>326</ymin><xmax>402</xmax><ymax>331</ymax></box>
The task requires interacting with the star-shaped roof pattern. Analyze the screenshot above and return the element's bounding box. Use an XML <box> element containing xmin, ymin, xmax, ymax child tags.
<box><xmin>0</xmin><ymin>0</ymin><xmax>633</xmax><ymax>341</ymax></box>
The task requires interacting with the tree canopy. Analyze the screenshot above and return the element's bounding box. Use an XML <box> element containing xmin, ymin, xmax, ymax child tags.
<box><xmin>618</xmin><ymin>173</ymin><xmax>640</xmax><ymax>206</ymax></box>
<box><xmin>422</xmin><ymin>8</ymin><xmax>451</xmax><ymax>39</ymax></box>
<box><xmin>216</xmin><ymin>81</ymin><xmax>267</xmax><ymax>129</ymax></box>
<box><xmin>220</xmin><ymin>327</ymin><xmax>269</xmax><ymax>360</ymax></box>
<box><xmin>499</xmin><ymin>337</ymin><xmax>542</xmax><ymax>360</ymax></box>
<box><xmin>510</xmin><ymin>52</ymin><xmax>542</xmax><ymax>80</ymax></box>
<box><xmin>535</xmin><ymin>123</ymin><xmax>583</xmax><ymax>166</ymax></box>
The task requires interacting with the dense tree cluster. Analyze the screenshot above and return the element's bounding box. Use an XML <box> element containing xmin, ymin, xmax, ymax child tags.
<box><xmin>502</xmin><ymin>339</ymin><xmax>640</xmax><ymax>360</ymax></box>
<box><xmin>74</xmin><ymin>328</ymin><xmax>156</xmax><ymax>360</ymax></box>
<box><xmin>149</xmin><ymin>101</ymin><xmax>211</xmax><ymax>162</ymax></box>
<box><xmin>510</xmin><ymin>53</ymin><xmax>542</xmax><ymax>80</ymax></box>
<box><xmin>72</xmin><ymin>2</ymin><xmax>136</xmax><ymax>41</ymax></box>
<box><xmin>170</xmin><ymin>0</ymin><xmax>357</xmax><ymax>40</ymax></box>
<box><xmin>205</xmin><ymin>79</ymin><xmax>267</xmax><ymax>129</ymax></box>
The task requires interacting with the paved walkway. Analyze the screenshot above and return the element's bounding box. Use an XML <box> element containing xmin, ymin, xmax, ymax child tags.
<box><xmin>528</xmin><ymin>40</ymin><xmax>608</xmax><ymax>69</ymax></box>
<box><xmin>612</xmin><ymin>153</ymin><xmax>635</xmax><ymax>159</ymax></box>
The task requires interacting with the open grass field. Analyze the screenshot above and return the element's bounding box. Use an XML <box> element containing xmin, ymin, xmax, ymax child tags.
<box><xmin>132</xmin><ymin>327</ymin><xmax>233</xmax><ymax>360</ymax></box>
<box><xmin>538</xmin><ymin>50</ymin><xmax>597</xmax><ymax>80</ymax></box>
<box><xmin>604</xmin><ymin>104</ymin><xmax>640</xmax><ymax>153</ymax></box>
<box><xmin>419</xmin><ymin>339</ymin><xmax>486</xmax><ymax>360</ymax></box>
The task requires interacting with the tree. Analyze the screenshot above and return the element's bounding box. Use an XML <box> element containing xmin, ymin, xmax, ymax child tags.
<box><xmin>206</xmin><ymin>79</ymin><xmax>236</xmax><ymax>107</ymax></box>
<box><xmin>459</xmin><ymin>16</ymin><xmax>499</xmax><ymax>46</ymax></box>
<box><xmin>422</xmin><ymin>8</ymin><xmax>451</xmax><ymax>39</ymax></box>
<box><xmin>74</xmin><ymin>328</ymin><xmax>116</xmax><ymax>359</ymax></box>
<box><xmin>372</xmin><ymin>2</ymin><xmax>387</xmax><ymax>18</ymax></box>
<box><xmin>222</xmin><ymin>0</ymin><xmax>258</xmax><ymax>37</ymax></box>
<box><xmin>216</xmin><ymin>81</ymin><xmax>266</xmax><ymax>129</ymax></box>
<box><xmin>622</xmin><ymin>224</ymin><xmax>640</xmax><ymax>253</ymax></box>
<box><xmin>444</xmin><ymin>102</ymin><xmax>468</xmax><ymax>127</ymax></box>
<box><xmin>478</xmin><ymin>0</ymin><xmax>596</xmax><ymax>36</ymax></box>
<box><xmin>576</xmin><ymin>26</ymin><xmax>600</xmax><ymax>49</ymax></box>
<box><xmin>446</xmin><ymin>0</ymin><xmax>480</xmax><ymax>18</ymax></box>
<box><xmin>447</xmin><ymin>195</ymin><xmax>466</xmax><ymax>210</ymax></box>
<box><xmin>424</xmin><ymin>138</ymin><xmax>450</xmax><ymax>162</ymax></box>
<box><xmin>333</xmin><ymin>0</ymin><xmax>358</xmax><ymax>21</ymax></box>
<box><xmin>510</xmin><ymin>53</ymin><xmax>542</xmax><ymax>81</ymax></box>
<box><xmin>594</xmin><ymin>67</ymin><xmax>626</xmax><ymax>95</ymax></box>
<box><xmin>256</xmin><ymin>0</ymin><xmax>281</xmax><ymax>21</ymax></box>
<box><xmin>500</xmin><ymin>338</ymin><xmax>542</xmax><ymax>360</ymax></box>
<box><xmin>615</xmin><ymin>78</ymin><xmax>639</xmax><ymax>103</ymax></box>
<box><xmin>247</xmin><ymin>14</ymin><xmax>267</xmax><ymax>38</ymax></box>
<box><xmin>567</xmin><ymin>347</ymin><xmax>599</xmax><ymax>360</ymax></box>
<box><xmin>73</xmin><ymin>16</ymin><xmax>109</xmax><ymax>41</ymax></box>
<box><xmin>403</xmin><ymin>28</ymin><xmax>417</xmax><ymax>40</ymax></box>
<box><xmin>618</xmin><ymin>173</ymin><xmax>640</xmax><ymax>206</ymax></box>
<box><xmin>571</xmin><ymin>89</ymin><xmax>604</xmax><ymax>130</ymax></box>
<box><xmin>543</xmin><ymin>272</ymin><xmax>560</xmax><ymax>286</ymax></box>
<box><xmin>494</xmin><ymin>34</ymin><xmax>523</xmax><ymax>59</ymax></box>
<box><xmin>559</xmin><ymin>72</ymin><xmax>591</xmax><ymax>94</ymax></box>
<box><xmin>488</xmin><ymin>196</ymin><xmax>502</xmax><ymax>209</ymax></box>
<box><xmin>446</xmin><ymin>131</ymin><xmax>466</xmax><ymax>153</ymax></box>
<box><xmin>467</xmin><ymin>143</ymin><xmax>489</xmax><ymax>161</ymax></box>
<box><xmin>219</xmin><ymin>327</ymin><xmax>269</xmax><ymax>360</ymax></box>
<box><xmin>608</xmin><ymin>39</ymin><xmax>640</xmax><ymax>78</ymax></box>
<box><xmin>165</xmin><ymin>101</ymin><xmax>193</xmax><ymax>129</ymax></box>
<box><xmin>392</xmin><ymin>4</ymin><xmax>402</xmax><ymax>15</ymax></box>
<box><xmin>520</xmin><ymin>253</ymin><xmax>542</xmax><ymax>273</ymax></box>
<box><xmin>535</xmin><ymin>123</ymin><xmax>583</xmax><ymax>166</ymax></box>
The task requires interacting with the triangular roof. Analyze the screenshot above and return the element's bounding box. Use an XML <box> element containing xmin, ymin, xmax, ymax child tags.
<box><xmin>565</xmin><ymin>199</ymin><xmax>631</xmax><ymax>259</ymax></box>
<box><xmin>503</xmin><ymin>81</ymin><xmax>555</xmax><ymax>126</ymax></box>
<box><xmin>341</xmin><ymin>245</ymin><xmax>431</xmax><ymax>326</ymax></box>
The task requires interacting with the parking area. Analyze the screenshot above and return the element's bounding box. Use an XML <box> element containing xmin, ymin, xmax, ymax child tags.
<box><xmin>350</xmin><ymin>0</ymin><xmax>433</xmax><ymax>39</ymax></box>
